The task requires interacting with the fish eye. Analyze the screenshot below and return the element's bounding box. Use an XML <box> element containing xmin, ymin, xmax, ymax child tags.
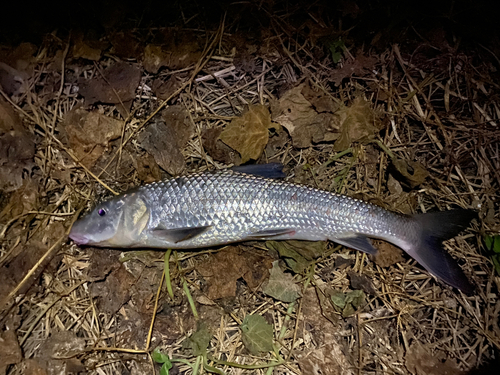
<box><xmin>98</xmin><ymin>208</ymin><xmax>106</xmax><ymax>216</ymax></box>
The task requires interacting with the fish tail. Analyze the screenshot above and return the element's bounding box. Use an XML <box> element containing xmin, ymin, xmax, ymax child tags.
<box><xmin>406</xmin><ymin>209</ymin><xmax>477</xmax><ymax>294</ymax></box>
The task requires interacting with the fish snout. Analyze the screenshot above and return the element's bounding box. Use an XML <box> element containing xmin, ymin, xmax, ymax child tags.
<box><xmin>69</xmin><ymin>231</ymin><xmax>90</xmax><ymax>245</ymax></box>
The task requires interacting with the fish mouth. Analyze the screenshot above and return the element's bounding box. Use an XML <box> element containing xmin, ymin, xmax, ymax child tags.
<box><xmin>69</xmin><ymin>232</ymin><xmax>90</xmax><ymax>245</ymax></box>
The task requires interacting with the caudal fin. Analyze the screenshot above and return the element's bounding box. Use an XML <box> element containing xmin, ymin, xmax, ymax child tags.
<box><xmin>409</xmin><ymin>209</ymin><xmax>477</xmax><ymax>294</ymax></box>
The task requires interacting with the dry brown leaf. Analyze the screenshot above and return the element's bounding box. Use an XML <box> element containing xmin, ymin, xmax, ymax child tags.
<box><xmin>296</xmin><ymin>341</ymin><xmax>353</xmax><ymax>375</ymax></box>
<box><xmin>220</xmin><ymin>104</ymin><xmax>272</xmax><ymax>163</ymax></box>
<box><xmin>330</xmin><ymin>53</ymin><xmax>378</xmax><ymax>86</ymax></box>
<box><xmin>391</xmin><ymin>157</ymin><xmax>429</xmax><ymax>188</ymax></box>
<box><xmin>138</xmin><ymin>106</ymin><xmax>193</xmax><ymax>176</ymax></box>
<box><xmin>0</xmin><ymin>328</ymin><xmax>22</xmax><ymax>370</ymax></box>
<box><xmin>272</xmin><ymin>84</ymin><xmax>340</xmax><ymax>148</ymax></box>
<box><xmin>334</xmin><ymin>97</ymin><xmax>382</xmax><ymax>151</ymax></box>
<box><xmin>71</xmin><ymin>34</ymin><xmax>104</xmax><ymax>61</ymax></box>
<box><xmin>78</xmin><ymin>61</ymin><xmax>141</xmax><ymax>116</ymax></box>
<box><xmin>202</xmin><ymin>127</ymin><xmax>241</xmax><ymax>165</ymax></box>
<box><xmin>64</xmin><ymin>108</ymin><xmax>123</xmax><ymax>168</ymax></box>
<box><xmin>90</xmin><ymin>265</ymin><xmax>136</xmax><ymax>315</ymax></box>
<box><xmin>109</xmin><ymin>31</ymin><xmax>144</xmax><ymax>59</ymax></box>
<box><xmin>405</xmin><ymin>341</ymin><xmax>464</xmax><ymax>375</ymax></box>
<box><xmin>197</xmin><ymin>247</ymin><xmax>273</xmax><ymax>300</ymax></box>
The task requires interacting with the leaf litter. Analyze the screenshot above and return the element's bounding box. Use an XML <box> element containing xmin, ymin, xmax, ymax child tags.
<box><xmin>0</xmin><ymin>4</ymin><xmax>498</xmax><ymax>375</ymax></box>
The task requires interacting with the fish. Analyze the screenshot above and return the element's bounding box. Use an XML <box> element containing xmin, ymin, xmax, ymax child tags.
<box><xmin>69</xmin><ymin>163</ymin><xmax>477</xmax><ymax>294</ymax></box>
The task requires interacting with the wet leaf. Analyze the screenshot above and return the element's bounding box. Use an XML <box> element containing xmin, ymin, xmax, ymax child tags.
<box><xmin>220</xmin><ymin>104</ymin><xmax>272</xmax><ymax>163</ymax></box>
<box><xmin>334</xmin><ymin>97</ymin><xmax>382</xmax><ymax>151</ymax></box>
<box><xmin>184</xmin><ymin>321</ymin><xmax>212</xmax><ymax>356</ymax></box>
<box><xmin>330</xmin><ymin>289</ymin><xmax>365</xmax><ymax>317</ymax></box>
<box><xmin>391</xmin><ymin>157</ymin><xmax>429</xmax><ymax>188</ymax></box>
<box><xmin>265</xmin><ymin>240</ymin><xmax>327</xmax><ymax>273</ymax></box>
<box><xmin>263</xmin><ymin>261</ymin><xmax>301</xmax><ymax>302</ymax></box>
<box><xmin>197</xmin><ymin>247</ymin><xmax>273</xmax><ymax>300</ymax></box>
<box><xmin>240</xmin><ymin>315</ymin><xmax>273</xmax><ymax>355</ymax></box>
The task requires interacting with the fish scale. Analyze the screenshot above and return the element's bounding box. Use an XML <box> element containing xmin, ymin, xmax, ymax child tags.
<box><xmin>69</xmin><ymin>165</ymin><xmax>477</xmax><ymax>293</ymax></box>
<box><xmin>138</xmin><ymin>170</ymin><xmax>406</xmax><ymax>248</ymax></box>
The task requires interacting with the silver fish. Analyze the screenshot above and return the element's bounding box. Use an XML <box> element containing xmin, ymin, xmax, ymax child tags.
<box><xmin>69</xmin><ymin>164</ymin><xmax>476</xmax><ymax>293</ymax></box>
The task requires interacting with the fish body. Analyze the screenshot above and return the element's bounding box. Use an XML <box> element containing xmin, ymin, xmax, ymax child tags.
<box><xmin>69</xmin><ymin>165</ymin><xmax>476</xmax><ymax>293</ymax></box>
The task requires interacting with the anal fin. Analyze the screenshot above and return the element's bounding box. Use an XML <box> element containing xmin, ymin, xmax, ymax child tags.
<box><xmin>247</xmin><ymin>228</ymin><xmax>295</xmax><ymax>239</ymax></box>
<box><xmin>334</xmin><ymin>236</ymin><xmax>377</xmax><ymax>255</ymax></box>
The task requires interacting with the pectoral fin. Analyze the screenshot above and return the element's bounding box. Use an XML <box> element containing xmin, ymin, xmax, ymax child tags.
<box><xmin>334</xmin><ymin>235</ymin><xmax>377</xmax><ymax>255</ymax></box>
<box><xmin>150</xmin><ymin>225</ymin><xmax>211</xmax><ymax>243</ymax></box>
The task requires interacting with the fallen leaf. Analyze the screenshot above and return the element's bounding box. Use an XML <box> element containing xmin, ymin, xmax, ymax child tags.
<box><xmin>142</xmin><ymin>31</ymin><xmax>202</xmax><ymax>73</ymax></box>
<box><xmin>334</xmin><ymin>97</ymin><xmax>382</xmax><ymax>151</ymax></box>
<box><xmin>330</xmin><ymin>289</ymin><xmax>365</xmax><ymax>317</ymax></box>
<box><xmin>220</xmin><ymin>104</ymin><xmax>272</xmax><ymax>163</ymax></box>
<box><xmin>197</xmin><ymin>247</ymin><xmax>273</xmax><ymax>300</ymax></box>
<box><xmin>71</xmin><ymin>34</ymin><xmax>104</xmax><ymax>61</ymax></box>
<box><xmin>0</xmin><ymin>98</ymin><xmax>35</xmax><ymax>192</ymax></box>
<box><xmin>272</xmin><ymin>84</ymin><xmax>340</xmax><ymax>148</ymax></box>
<box><xmin>348</xmin><ymin>272</ymin><xmax>377</xmax><ymax>295</ymax></box>
<box><xmin>135</xmin><ymin>152</ymin><xmax>162</xmax><ymax>183</ymax></box>
<box><xmin>18</xmin><ymin>359</ymin><xmax>48</xmax><ymax>375</ymax></box>
<box><xmin>299</xmin><ymin>288</ymin><xmax>338</xmax><ymax>346</ymax></box>
<box><xmin>405</xmin><ymin>341</ymin><xmax>464</xmax><ymax>375</ymax></box>
<box><xmin>153</xmin><ymin>75</ymin><xmax>183</xmax><ymax>100</ymax></box>
<box><xmin>297</xmin><ymin>342</ymin><xmax>353</xmax><ymax>375</ymax></box>
<box><xmin>202</xmin><ymin>127</ymin><xmax>241</xmax><ymax>165</ymax></box>
<box><xmin>266</xmin><ymin>240</ymin><xmax>327</xmax><ymax>273</ymax></box>
<box><xmin>78</xmin><ymin>61</ymin><xmax>141</xmax><ymax>116</ymax></box>
<box><xmin>109</xmin><ymin>31</ymin><xmax>144</xmax><ymax>59</ymax></box>
<box><xmin>330</xmin><ymin>53</ymin><xmax>378</xmax><ymax>86</ymax></box>
<box><xmin>36</xmin><ymin>331</ymin><xmax>86</xmax><ymax>375</ymax></box>
<box><xmin>387</xmin><ymin>173</ymin><xmax>403</xmax><ymax>196</ymax></box>
<box><xmin>263</xmin><ymin>261</ymin><xmax>301</xmax><ymax>302</ymax></box>
<box><xmin>240</xmin><ymin>315</ymin><xmax>274</xmax><ymax>355</ymax></box>
<box><xmin>184</xmin><ymin>321</ymin><xmax>213</xmax><ymax>356</ymax></box>
<box><xmin>143</xmin><ymin>44</ymin><xmax>171</xmax><ymax>74</ymax></box>
<box><xmin>0</xmin><ymin>328</ymin><xmax>22</xmax><ymax>370</ymax></box>
<box><xmin>391</xmin><ymin>157</ymin><xmax>429</xmax><ymax>188</ymax></box>
<box><xmin>64</xmin><ymin>108</ymin><xmax>123</xmax><ymax>167</ymax></box>
<box><xmin>301</xmin><ymin>82</ymin><xmax>339</xmax><ymax>113</ymax></box>
<box><xmin>138</xmin><ymin>116</ymin><xmax>186</xmax><ymax>176</ymax></box>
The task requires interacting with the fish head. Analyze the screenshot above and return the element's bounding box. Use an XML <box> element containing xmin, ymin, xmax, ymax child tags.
<box><xmin>69</xmin><ymin>192</ymin><xmax>150</xmax><ymax>247</ymax></box>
